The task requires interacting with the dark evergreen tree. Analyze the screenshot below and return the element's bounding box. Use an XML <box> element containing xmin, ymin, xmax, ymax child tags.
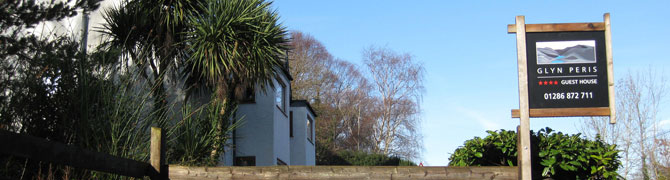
<box><xmin>0</xmin><ymin>0</ymin><xmax>102</xmax><ymax>179</ymax></box>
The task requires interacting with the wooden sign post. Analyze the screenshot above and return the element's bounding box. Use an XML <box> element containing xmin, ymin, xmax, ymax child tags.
<box><xmin>508</xmin><ymin>13</ymin><xmax>615</xmax><ymax>180</ymax></box>
<box><xmin>513</xmin><ymin>15</ymin><xmax>532</xmax><ymax>180</ymax></box>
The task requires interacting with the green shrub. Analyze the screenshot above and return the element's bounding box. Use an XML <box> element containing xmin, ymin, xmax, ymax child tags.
<box><xmin>168</xmin><ymin>100</ymin><xmax>242</xmax><ymax>166</ymax></box>
<box><xmin>448</xmin><ymin>128</ymin><xmax>620</xmax><ymax>179</ymax></box>
<box><xmin>317</xmin><ymin>148</ymin><xmax>416</xmax><ymax>166</ymax></box>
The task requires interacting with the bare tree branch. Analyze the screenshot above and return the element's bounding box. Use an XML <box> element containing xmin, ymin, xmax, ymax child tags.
<box><xmin>580</xmin><ymin>68</ymin><xmax>667</xmax><ymax>179</ymax></box>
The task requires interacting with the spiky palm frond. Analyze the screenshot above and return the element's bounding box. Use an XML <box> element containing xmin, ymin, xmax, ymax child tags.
<box><xmin>97</xmin><ymin>1</ymin><xmax>155</xmax><ymax>67</ymax></box>
<box><xmin>183</xmin><ymin>0</ymin><xmax>289</xmax><ymax>100</ymax></box>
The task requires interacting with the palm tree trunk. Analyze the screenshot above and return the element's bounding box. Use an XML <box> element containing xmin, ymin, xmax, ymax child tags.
<box><xmin>210</xmin><ymin>84</ymin><xmax>238</xmax><ymax>161</ymax></box>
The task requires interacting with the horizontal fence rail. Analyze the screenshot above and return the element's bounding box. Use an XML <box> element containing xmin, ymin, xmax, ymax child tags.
<box><xmin>0</xmin><ymin>128</ymin><xmax>165</xmax><ymax>179</ymax></box>
<box><xmin>169</xmin><ymin>165</ymin><xmax>518</xmax><ymax>180</ymax></box>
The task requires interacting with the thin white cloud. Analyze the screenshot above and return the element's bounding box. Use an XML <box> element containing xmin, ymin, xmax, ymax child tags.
<box><xmin>658</xmin><ymin>119</ymin><xmax>670</xmax><ymax>128</ymax></box>
<box><xmin>453</xmin><ymin>105</ymin><xmax>501</xmax><ymax>130</ymax></box>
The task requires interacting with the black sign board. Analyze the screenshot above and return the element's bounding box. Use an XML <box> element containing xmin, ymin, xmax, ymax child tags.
<box><xmin>526</xmin><ymin>31</ymin><xmax>609</xmax><ymax>109</ymax></box>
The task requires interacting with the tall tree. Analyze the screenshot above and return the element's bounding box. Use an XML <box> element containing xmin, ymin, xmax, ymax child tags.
<box><xmin>288</xmin><ymin>31</ymin><xmax>377</xmax><ymax>159</ymax></box>
<box><xmin>288</xmin><ymin>32</ymin><xmax>425</xmax><ymax>162</ymax></box>
<box><xmin>0</xmin><ymin>0</ymin><xmax>107</xmax><ymax>178</ymax></box>
<box><xmin>183</xmin><ymin>0</ymin><xmax>289</xmax><ymax>159</ymax></box>
<box><xmin>184</xmin><ymin>0</ymin><xmax>289</xmax><ymax>102</ymax></box>
<box><xmin>0</xmin><ymin>0</ymin><xmax>91</xmax><ymax>142</ymax></box>
<box><xmin>363</xmin><ymin>46</ymin><xmax>424</xmax><ymax>160</ymax></box>
<box><xmin>288</xmin><ymin>31</ymin><xmax>334</xmax><ymax>101</ymax></box>
<box><xmin>98</xmin><ymin>0</ymin><xmax>196</xmax><ymax>128</ymax></box>
<box><xmin>101</xmin><ymin>0</ymin><xmax>289</xmax><ymax>160</ymax></box>
<box><xmin>327</xmin><ymin>60</ymin><xmax>376</xmax><ymax>151</ymax></box>
<box><xmin>101</xmin><ymin>0</ymin><xmax>288</xmax><ymax>104</ymax></box>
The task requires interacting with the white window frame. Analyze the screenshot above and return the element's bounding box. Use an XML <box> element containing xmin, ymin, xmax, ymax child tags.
<box><xmin>275</xmin><ymin>79</ymin><xmax>286</xmax><ymax>112</ymax></box>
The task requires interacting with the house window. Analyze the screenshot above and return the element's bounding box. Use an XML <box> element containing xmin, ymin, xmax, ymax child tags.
<box><xmin>289</xmin><ymin>111</ymin><xmax>293</xmax><ymax>137</ymax></box>
<box><xmin>307</xmin><ymin>116</ymin><xmax>313</xmax><ymax>144</ymax></box>
<box><xmin>275</xmin><ymin>81</ymin><xmax>285</xmax><ymax>111</ymax></box>
<box><xmin>277</xmin><ymin>158</ymin><xmax>287</xmax><ymax>165</ymax></box>
<box><xmin>238</xmin><ymin>86</ymin><xmax>255</xmax><ymax>103</ymax></box>
<box><xmin>235</xmin><ymin>156</ymin><xmax>256</xmax><ymax>166</ymax></box>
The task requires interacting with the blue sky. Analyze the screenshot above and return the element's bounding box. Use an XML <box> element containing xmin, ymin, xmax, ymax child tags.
<box><xmin>271</xmin><ymin>0</ymin><xmax>670</xmax><ymax>166</ymax></box>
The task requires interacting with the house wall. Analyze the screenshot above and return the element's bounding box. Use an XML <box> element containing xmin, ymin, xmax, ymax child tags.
<box><xmin>235</xmin><ymin>87</ymin><xmax>275</xmax><ymax>166</ymax></box>
<box><xmin>234</xmin><ymin>73</ymin><xmax>291</xmax><ymax>166</ymax></box>
<box><xmin>290</xmin><ymin>107</ymin><xmax>307</xmax><ymax>165</ymax></box>
<box><xmin>273</xmin><ymin>75</ymin><xmax>291</xmax><ymax>165</ymax></box>
<box><xmin>289</xmin><ymin>102</ymin><xmax>316</xmax><ymax>165</ymax></box>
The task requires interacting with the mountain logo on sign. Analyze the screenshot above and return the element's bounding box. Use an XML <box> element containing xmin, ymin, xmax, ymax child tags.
<box><xmin>536</xmin><ymin>40</ymin><xmax>596</xmax><ymax>64</ymax></box>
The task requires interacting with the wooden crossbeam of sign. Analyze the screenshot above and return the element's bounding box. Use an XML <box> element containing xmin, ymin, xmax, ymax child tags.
<box><xmin>507</xmin><ymin>22</ymin><xmax>606</xmax><ymax>33</ymax></box>
<box><xmin>511</xmin><ymin>107</ymin><xmax>610</xmax><ymax>118</ymax></box>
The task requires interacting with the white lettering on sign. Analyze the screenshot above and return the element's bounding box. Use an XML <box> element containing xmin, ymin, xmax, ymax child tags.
<box><xmin>568</xmin><ymin>66</ymin><xmax>597</xmax><ymax>73</ymax></box>
<box><xmin>560</xmin><ymin>79</ymin><xmax>598</xmax><ymax>85</ymax></box>
<box><xmin>579</xmin><ymin>79</ymin><xmax>597</xmax><ymax>84</ymax></box>
<box><xmin>561</xmin><ymin>79</ymin><xmax>578</xmax><ymax>85</ymax></box>
<box><xmin>537</xmin><ymin>66</ymin><xmax>598</xmax><ymax>75</ymax></box>
<box><xmin>537</xmin><ymin>67</ymin><xmax>563</xmax><ymax>75</ymax></box>
<box><xmin>543</xmin><ymin>92</ymin><xmax>594</xmax><ymax>100</ymax></box>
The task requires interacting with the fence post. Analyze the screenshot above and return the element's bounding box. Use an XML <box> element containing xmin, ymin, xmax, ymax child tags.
<box><xmin>151</xmin><ymin>127</ymin><xmax>167</xmax><ymax>179</ymax></box>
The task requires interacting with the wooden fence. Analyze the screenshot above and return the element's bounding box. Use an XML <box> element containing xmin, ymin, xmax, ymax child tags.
<box><xmin>0</xmin><ymin>127</ymin><xmax>167</xmax><ymax>179</ymax></box>
<box><xmin>169</xmin><ymin>165</ymin><xmax>518</xmax><ymax>180</ymax></box>
<box><xmin>1</xmin><ymin>128</ymin><xmax>519</xmax><ymax>179</ymax></box>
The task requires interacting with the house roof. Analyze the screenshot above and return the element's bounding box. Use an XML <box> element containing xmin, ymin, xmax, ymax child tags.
<box><xmin>280</xmin><ymin>52</ymin><xmax>293</xmax><ymax>81</ymax></box>
<box><xmin>290</xmin><ymin>100</ymin><xmax>317</xmax><ymax>117</ymax></box>
<box><xmin>279</xmin><ymin>64</ymin><xmax>293</xmax><ymax>81</ymax></box>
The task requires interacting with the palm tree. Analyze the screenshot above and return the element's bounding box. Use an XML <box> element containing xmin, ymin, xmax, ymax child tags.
<box><xmin>182</xmin><ymin>0</ymin><xmax>289</xmax><ymax>158</ymax></box>
<box><xmin>98</xmin><ymin>0</ymin><xmax>195</xmax><ymax>128</ymax></box>
<box><xmin>99</xmin><ymin>0</ymin><xmax>289</xmax><ymax>161</ymax></box>
<box><xmin>100</xmin><ymin>0</ymin><xmax>288</xmax><ymax>108</ymax></box>
<box><xmin>183</xmin><ymin>0</ymin><xmax>288</xmax><ymax>102</ymax></box>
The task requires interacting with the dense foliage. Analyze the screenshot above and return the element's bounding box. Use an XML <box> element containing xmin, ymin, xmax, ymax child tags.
<box><xmin>449</xmin><ymin>128</ymin><xmax>620</xmax><ymax>179</ymax></box>
<box><xmin>316</xmin><ymin>145</ymin><xmax>415</xmax><ymax>166</ymax></box>
<box><xmin>0</xmin><ymin>0</ymin><xmax>102</xmax><ymax>178</ymax></box>
<box><xmin>100</xmin><ymin>0</ymin><xmax>289</xmax><ymax>166</ymax></box>
<box><xmin>1</xmin><ymin>0</ymin><xmax>286</xmax><ymax>178</ymax></box>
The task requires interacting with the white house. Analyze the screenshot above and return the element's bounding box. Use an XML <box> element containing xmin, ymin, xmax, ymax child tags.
<box><xmin>289</xmin><ymin>100</ymin><xmax>317</xmax><ymax>166</ymax></box>
<box><xmin>42</xmin><ymin>0</ymin><xmax>316</xmax><ymax>166</ymax></box>
<box><xmin>223</xmin><ymin>67</ymin><xmax>317</xmax><ymax>166</ymax></box>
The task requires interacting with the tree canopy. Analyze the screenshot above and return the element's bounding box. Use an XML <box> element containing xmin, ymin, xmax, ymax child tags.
<box><xmin>287</xmin><ymin>31</ymin><xmax>424</xmax><ymax>163</ymax></box>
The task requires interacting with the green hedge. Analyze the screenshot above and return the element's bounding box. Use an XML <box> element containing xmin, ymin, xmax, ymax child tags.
<box><xmin>316</xmin><ymin>145</ymin><xmax>415</xmax><ymax>166</ymax></box>
<box><xmin>336</xmin><ymin>151</ymin><xmax>416</xmax><ymax>166</ymax></box>
<box><xmin>449</xmin><ymin>128</ymin><xmax>620</xmax><ymax>179</ymax></box>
